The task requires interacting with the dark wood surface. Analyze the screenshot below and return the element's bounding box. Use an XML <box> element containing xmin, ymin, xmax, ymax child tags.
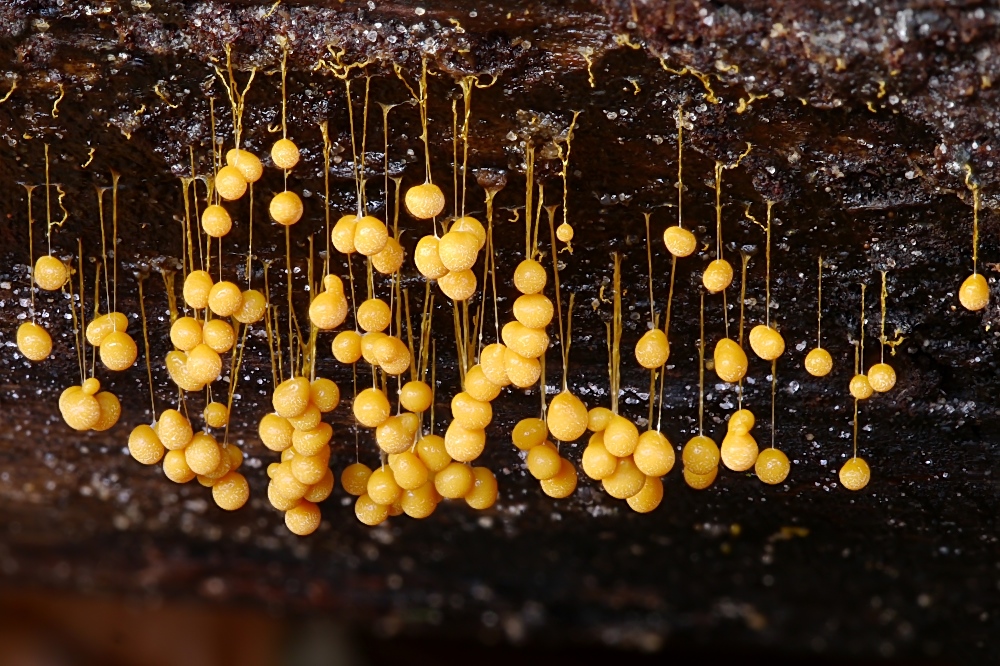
<box><xmin>0</xmin><ymin>2</ymin><xmax>997</xmax><ymax>662</ymax></box>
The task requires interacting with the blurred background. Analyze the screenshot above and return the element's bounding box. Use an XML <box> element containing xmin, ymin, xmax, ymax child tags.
<box><xmin>0</xmin><ymin>588</ymin><xmax>956</xmax><ymax>666</ymax></box>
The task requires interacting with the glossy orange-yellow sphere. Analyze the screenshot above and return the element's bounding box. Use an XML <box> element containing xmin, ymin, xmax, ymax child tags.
<box><xmin>547</xmin><ymin>390</ymin><xmax>588</xmax><ymax>442</ymax></box>
<box><xmin>354</xmin><ymin>216</ymin><xmax>389</xmax><ymax>256</ymax></box>
<box><xmin>183</xmin><ymin>270</ymin><xmax>214</xmax><ymax>310</ymax></box>
<box><xmin>512</xmin><ymin>417</ymin><xmax>548</xmax><ymax>451</ymax></box>
<box><xmin>804</xmin><ymin>347</ymin><xmax>833</xmax><ymax>377</ymax></box>
<box><xmin>372</xmin><ymin>236</ymin><xmax>405</xmax><ymax>274</ymax></box>
<box><xmin>202</xmin><ymin>318</ymin><xmax>235</xmax><ymax>353</ymax></box>
<box><xmin>375</xmin><ymin>415</ymin><xmax>417</xmax><ymax>455</ymax></box>
<box><xmin>396</xmin><ymin>381</ymin><xmax>431</xmax><ymax>416</ymax></box>
<box><xmin>438</xmin><ymin>269</ymin><xmax>477</xmax><ymax>301</ymax></box>
<box><xmin>215</xmin><ymin>165</ymin><xmax>247</xmax><ymax>201</ymax></box>
<box><xmin>721</xmin><ymin>431</ymin><xmax>759</xmax><ymax>472</ymax></box>
<box><xmin>375</xmin><ymin>336</ymin><xmax>411</xmax><ymax>375</ymax></box>
<box><xmin>438</xmin><ymin>230</ymin><xmax>479</xmax><ymax>272</ymax></box>
<box><xmin>206</xmin><ymin>456</ymin><xmax>237</xmax><ymax>486</ymax></box>
<box><xmin>321</xmin><ymin>271</ymin><xmax>348</xmax><ymax>296</ymax></box>
<box><xmin>513</xmin><ymin>294</ymin><xmax>554</xmax><ymax>329</ymax></box>
<box><xmin>17</xmin><ymin>322</ymin><xmax>52</xmax><ymax>361</ymax></box>
<box><xmin>128</xmin><ymin>424</ymin><xmax>165</xmax><ymax>465</ymax></box>
<box><xmin>227</xmin><ymin>445</ymin><xmax>245</xmax><ymax>474</ymax></box>
<box><xmin>626</xmin><ymin>475</ymin><xmax>664</xmax><ymax>513</ymax></box>
<box><xmin>959</xmin><ymin>273</ymin><xmax>989</xmax><ymax>311</ymax></box>
<box><xmin>34</xmin><ymin>255</ymin><xmax>69</xmax><ymax>291</ymax></box>
<box><xmin>513</xmin><ymin>259</ymin><xmax>547</xmax><ymax>295</ymax></box>
<box><xmin>663</xmin><ymin>225</ymin><xmax>697</xmax><ymax>258</ymax></box>
<box><xmin>465</xmin><ymin>466</ymin><xmax>498</xmax><ymax>509</ymax></box>
<box><xmin>341</xmin><ymin>462</ymin><xmax>373</xmax><ymax>496</ymax></box>
<box><xmin>287</xmin><ymin>402</ymin><xmax>321</xmax><ymax>431</ymax></box>
<box><xmin>258</xmin><ymin>413</ymin><xmax>293</xmax><ymax>452</ymax></box>
<box><xmin>416</xmin><ymin>434</ymin><xmax>452</xmax><ymax>473</ymax></box>
<box><xmin>405</xmin><ymin>182</ymin><xmax>446</xmax><ymax>219</ymax></box>
<box><xmin>85</xmin><ymin>312</ymin><xmax>129</xmax><ymax>346</ymax></box>
<box><xmin>99</xmin><ymin>330</ymin><xmax>138</xmax><ymax>371</ymax></box>
<box><xmin>225</xmin><ymin>148</ymin><xmax>263</xmax><ymax>183</ymax></box>
<box><xmin>353</xmin><ymin>387</ymin><xmax>391</xmax><ymax>428</ymax></box>
<box><xmin>581</xmin><ymin>435</ymin><xmax>618</xmax><ymax>480</ymax></box>
<box><xmin>714</xmin><ymin>338</ymin><xmax>748</xmax><ymax>383</ymax></box>
<box><xmin>480</xmin><ymin>343</ymin><xmax>510</xmax><ymax>386</ymax></box>
<box><xmin>400</xmin><ymin>482</ymin><xmax>440</xmax><ymax>519</ymax></box>
<box><xmin>703</xmin><ymin>259</ymin><xmax>734</xmax><ymax>293</ymax></box>
<box><xmin>322</xmin><ymin>269</ymin><xmax>346</xmax><ymax>294</ymax></box>
<box><xmin>212</xmin><ymin>471</ymin><xmax>250</xmax><ymax>511</ymax></box>
<box><xmin>451</xmin><ymin>392</ymin><xmax>493</xmax><ymax>431</ymax></box>
<box><xmin>309</xmin><ymin>289</ymin><xmax>349</xmax><ymax>331</ymax></box>
<box><xmin>635</xmin><ymin>328</ymin><xmax>670</xmax><ymax>369</ymax></box>
<box><xmin>389</xmin><ymin>451</ymin><xmax>429</xmax><ymax>491</ymax></box>
<box><xmin>359</xmin><ymin>331</ymin><xmax>387</xmax><ymax>366</ymax></box>
<box><xmin>602</xmin><ymin>457</ymin><xmax>646</xmax><ymax>499</ymax></box>
<box><xmin>527</xmin><ymin>443</ymin><xmax>562</xmax><ymax>480</ymax></box>
<box><xmin>444</xmin><ymin>421</ymin><xmax>487</xmax><ymax>462</ymax></box>
<box><xmin>683</xmin><ymin>465</ymin><xmax>718</xmax><ymax>490</ymax></box>
<box><xmin>234</xmin><ymin>289</ymin><xmax>266</xmax><ymax>324</ymax></box>
<box><xmin>291</xmin><ymin>422</ymin><xmax>332</xmax><ymax>457</ymax></box>
<box><xmin>451</xmin><ymin>216</ymin><xmax>486</xmax><ymax>249</ymax></box>
<box><xmin>355</xmin><ymin>494</ymin><xmax>389</xmax><ymax>526</ymax></box>
<box><xmin>267</xmin><ymin>480</ymin><xmax>299</xmax><ymax>510</ymax></box>
<box><xmin>555</xmin><ymin>222</ymin><xmax>574</xmax><ymax>243</ymax></box>
<box><xmin>157</xmin><ymin>409</ymin><xmax>193</xmax><ymax>450</ymax></box>
<box><xmin>91</xmin><ymin>391</ymin><xmax>121</xmax><ymax>432</ymax></box>
<box><xmin>357</xmin><ymin>298</ymin><xmax>391</xmax><ymax>333</ymax></box>
<box><xmin>633</xmin><ymin>430</ymin><xmax>675</xmax><ymax>477</ymax></box>
<box><xmin>414</xmin><ymin>235</ymin><xmax>448</xmax><ymax>280</ymax></box>
<box><xmin>163</xmin><ymin>449</ymin><xmax>196</xmax><ymax>484</ymax></box>
<box><xmin>587</xmin><ymin>407</ymin><xmax>615</xmax><ymax>433</ymax></box>
<box><xmin>304</xmin><ymin>468</ymin><xmax>335</xmax><ymax>503</ymax></box>
<box><xmin>727</xmin><ymin>408</ymin><xmax>755</xmax><ymax>435</ymax></box>
<box><xmin>185</xmin><ymin>343</ymin><xmax>222</xmax><ymax>385</ymax></box>
<box><xmin>682</xmin><ymin>435</ymin><xmax>720</xmax><ymax>476</ymax></box>
<box><xmin>849</xmin><ymin>373</ymin><xmax>873</xmax><ymax>400</ymax></box>
<box><xmin>380</xmin><ymin>349</ymin><xmax>414</xmax><ymax>378</ymax></box>
<box><xmin>309</xmin><ymin>378</ymin><xmax>340</xmax><ymax>413</ymax></box>
<box><xmin>503</xmin><ymin>348</ymin><xmax>541</xmax><ymax>388</ymax></box>
<box><xmin>399</xmin><ymin>412</ymin><xmax>423</xmax><ymax>440</ymax></box>
<box><xmin>203</xmin><ymin>401</ymin><xmax>229</xmax><ymax>429</ymax></box>
<box><xmin>540</xmin><ymin>458</ymin><xmax>578</xmax><ymax>499</ymax></box>
<box><xmin>272</xmin><ymin>462</ymin><xmax>309</xmax><ymax>501</ymax></box>
<box><xmin>331</xmin><ymin>215</ymin><xmax>358</xmax><ymax>254</ymax></box>
<box><xmin>185</xmin><ymin>433</ymin><xmax>222</xmax><ymax>476</ymax></box>
<box><xmin>271</xmin><ymin>138</ymin><xmax>300</xmax><ymax>170</ymax></box>
<box><xmin>170</xmin><ymin>316</ymin><xmax>202</xmax><ymax>351</ymax></box>
<box><xmin>839</xmin><ymin>457</ymin><xmax>871</xmax><ymax>491</ymax></box>
<box><xmin>434</xmin><ymin>461</ymin><xmax>475</xmax><ymax>499</ymax></box>
<box><xmin>367</xmin><ymin>467</ymin><xmax>403</xmax><ymax>506</ymax></box>
<box><xmin>463</xmin><ymin>365</ymin><xmax>502</xmax><ymax>402</ymax></box>
<box><xmin>755</xmin><ymin>447</ymin><xmax>790</xmax><ymax>485</ymax></box>
<box><xmin>285</xmin><ymin>500</ymin><xmax>322</xmax><ymax>536</ymax></box>
<box><xmin>269</xmin><ymin>190</ymin><xmax>303</xmax><ymax>226</ymax></box>
<box><xmin>603</xmin><ymin>414</ymin><xmax>639</xmax><ymax>458</ymax></box>
<box><xmin>271</xmin><ymin>376</ymin><xmax>310</xmax><ymax>418</ymax></box>
<box><xmin>867</xmin><ymin>362</ymin><xmax>896</xmax><ymax>393</ymax></box>
<box><xmin>749</xmin><ymin>324</ymin><xmax>785</xmax><ymax>361</ymax></box>
<box><xmin>332</xmin><ymin>330</ymin><xmax>363</xmax><ymax>364</ymax></box>
<box><xmin>502</xmin><ymin>321</ymin><xmax>549</xmax><ymax>359</ymax></box>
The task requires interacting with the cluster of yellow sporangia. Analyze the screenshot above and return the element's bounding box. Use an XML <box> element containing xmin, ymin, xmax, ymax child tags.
<box><xmin>24</xmin><ymin>50</ymin><xmax>997</xmax><ymax>541</ymax></box>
